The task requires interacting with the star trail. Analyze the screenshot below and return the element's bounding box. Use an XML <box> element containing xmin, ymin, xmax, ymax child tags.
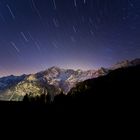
<box><xmin>0</xmin><ymin>0</ymin><xmax>140</xmax><ymax>76</ymax></box>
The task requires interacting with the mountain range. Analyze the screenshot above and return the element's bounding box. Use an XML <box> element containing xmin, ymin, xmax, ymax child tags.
<box><xmin>0</xmin><ymin>58</ymin><xmax>140</xmax><ymax>101</ymax></box>
<box><xmin>51</xmin><ymin>59</ymin><xmax>140</xmax><ymax>114</ymax></box>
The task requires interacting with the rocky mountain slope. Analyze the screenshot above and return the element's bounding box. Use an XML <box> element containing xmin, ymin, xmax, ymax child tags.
<box><xmin>22</xmin><ymin>60</ymin><xmax>140</xmax><ymax>115</ymax></box>
<box><xmin>0</xmin><ymin>58</ymin><xmax>139</xmax><ymax>101</ymax></box>
<box><xmin>52</xmin><ymin>62</ymin><xmax>140</xmax><ymax>114</ymax></box>
<box><xmin>0</xmin><ymin>67</ymin><xmax>106</xmax><ymax>101</ymax></box>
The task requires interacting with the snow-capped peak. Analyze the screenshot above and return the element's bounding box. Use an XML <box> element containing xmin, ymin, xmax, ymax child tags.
<box><xmin>0</xmin><ymin>58</ymin><xmax>139</xmax><ymax>101</ymax></box>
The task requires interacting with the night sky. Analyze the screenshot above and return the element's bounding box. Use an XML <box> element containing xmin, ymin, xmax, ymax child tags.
<box><xmin>0</xmin><ymin>0</ymin><xmax>140</xmax><ymax>76</ymax></box>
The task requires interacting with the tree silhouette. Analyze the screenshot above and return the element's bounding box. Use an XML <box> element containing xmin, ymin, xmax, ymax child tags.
<box><xmin>23</xmin><ymin>94</ymin><xmax>29</xmax><ymax>102</ymax></box>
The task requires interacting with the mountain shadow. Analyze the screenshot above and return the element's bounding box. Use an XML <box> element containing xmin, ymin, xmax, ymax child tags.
<box><xmin>22</xmin><ymin>64</ymin><xmax>140</xmax><ymax>115</ymax></box>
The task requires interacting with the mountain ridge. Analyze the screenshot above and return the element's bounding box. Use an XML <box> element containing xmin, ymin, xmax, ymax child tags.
<box><xmin>0</xmin><ymin>58</ymin><xmax>139</xmax><ymax>101</ymax></box>
<box><xmin>0</xmin><ymin>66</ymin><xmax>99</xmax><ymax>101</ymax></box>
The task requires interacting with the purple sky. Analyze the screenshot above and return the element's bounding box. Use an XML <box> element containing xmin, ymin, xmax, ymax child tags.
<box><xmin>0</xmin><ymin>0</ymin><xmax>140</xmax><ymax>76</ymax></box>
